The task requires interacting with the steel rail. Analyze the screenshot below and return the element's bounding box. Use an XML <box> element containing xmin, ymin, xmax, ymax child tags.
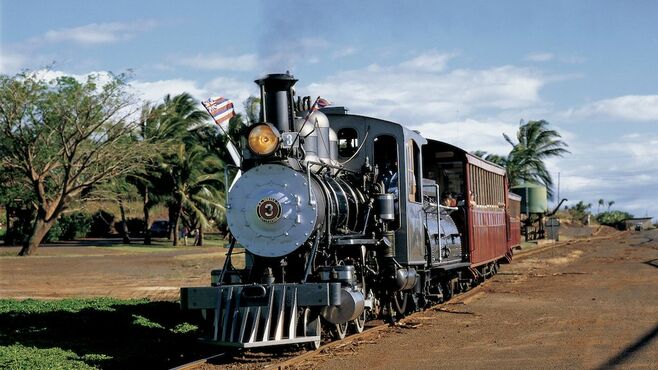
<box><xmin>169</xmin><ymin>352</ymin><xmax>226</xmax><ymax>370</ymax></box>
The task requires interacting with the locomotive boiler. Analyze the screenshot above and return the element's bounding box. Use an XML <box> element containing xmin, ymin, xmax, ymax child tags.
<box><xmin>180</xmin><ymin>73</ymin><xmax>520</xmax><ymax>349</ymax></box>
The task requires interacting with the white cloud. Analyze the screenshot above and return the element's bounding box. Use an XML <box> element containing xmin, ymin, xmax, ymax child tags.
<box><xmin>566</xmin><ymin>95</ymin><xmax>658</xmax><ymax>122</ymax></box>
<box><xmin>411</xmin><ymin>119</ymin><xmax>518</xmax><ymax>155</ymax></box>
<box><xmin>174</xmin><ymin>53</ymin><xmax>258</xmax><ymax>71</ymax></box>
<box><xmin>524</xmin><ymin>52</ymin><xmax>586</xmax><ymax>64</ymax></box>
<box><xmin>204</xmin><ymin>77</ymin><xmax>256</xmax><ymax>107</ymax></box>
<box><xmin>131</xmin><ymin>76</ymin><xmax>256</xmax><ymax>112</ymax></box>
<box><xmin>399</xmin><ymin>51</ymin><xmax>458</xmax><ymax>72</ymax></box>
<box><xmin>525</xmin><ymin>52</ymin><xmax>554</xmax><ymax>62</ymax></box>
<box><xmin>28</xmin><ymin>69</ymin><xmax>116</xmax><ymax>87</ymax></box>
<box><xmin>41</xmin><ymin>20</ymin><xmax>156</xmax><ymax>45</ymax></box>
<box><xmin>131</xmin><ymin>79</ymin><xmax>209</xmax><ymax>104</ymax></box>
<box><xmin>305</xmin><ymin>53</ymin><xmax>549</xmax><ymax>123</ymax></box>
<box><xmin>553</xmin><ymin>131</ymin><xmax>658</xmax><ymax>218</ymax></box>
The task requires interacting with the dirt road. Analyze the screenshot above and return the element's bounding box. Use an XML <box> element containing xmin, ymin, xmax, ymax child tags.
<box><xmin>293</xmin><ymin>230</ymin><xmax>658</xmax><ymax>370</ymax></box>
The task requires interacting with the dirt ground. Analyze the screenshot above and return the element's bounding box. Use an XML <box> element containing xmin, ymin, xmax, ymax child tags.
<box><xmin>293</xmin><ymin>229</ymin><xmax>658</xmax><ymax>370</ymax></box>
<box><xmin>1</xmin><ymin>230</ymin><xmax>656</xmax><ymax>369</ymax></box>
<box><xmin>0</xmin><ymin>241</ymin><xmax>243</xmax><ymax>300</ymax></box>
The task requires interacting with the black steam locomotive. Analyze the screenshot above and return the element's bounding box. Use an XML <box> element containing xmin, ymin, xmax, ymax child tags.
<box><xmin>180</xmin><ymin>73</ymin><xmax>521</xmax><ymax>348</ymax></box>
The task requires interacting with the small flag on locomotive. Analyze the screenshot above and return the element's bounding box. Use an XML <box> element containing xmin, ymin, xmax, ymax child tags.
<box><xmin>202</xmin><ymin>97</ymin><xmax>236</xmax><ymax>125</ymax></box>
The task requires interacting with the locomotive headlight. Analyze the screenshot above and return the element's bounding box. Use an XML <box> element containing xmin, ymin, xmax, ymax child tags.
<box><xmin>248</xmin><ymin>123</ymin><xmax>280</xmax><ymax>156</ymax></box>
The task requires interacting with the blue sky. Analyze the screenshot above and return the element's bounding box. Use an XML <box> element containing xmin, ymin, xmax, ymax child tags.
<box><xmin>2</xmin><ymin>0</ymin><xmax>657</xmax><ymax>220</ymax></box>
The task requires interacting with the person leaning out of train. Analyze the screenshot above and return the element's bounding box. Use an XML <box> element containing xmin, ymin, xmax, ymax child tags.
<box><xmin>469</xmin><ymin>191</ymin><xmax>477</xmax><ymax>207</ymax></box>
<box><xmin>441</xmin><ymin>192</ymin><xmax>457</xmax><ymax>207</ymax></box>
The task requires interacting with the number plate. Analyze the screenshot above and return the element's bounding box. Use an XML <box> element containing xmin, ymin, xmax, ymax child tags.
<box><xmin>280</xmin><ymin>132</ymin><xmax>299</xmax><ymax>149</ymax></box>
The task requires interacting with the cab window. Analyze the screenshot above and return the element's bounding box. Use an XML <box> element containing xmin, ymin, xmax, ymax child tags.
<box><xmin>337</xmin><ymin>128</ymin><xmax>359</xmax><ymax>158</ymax></box>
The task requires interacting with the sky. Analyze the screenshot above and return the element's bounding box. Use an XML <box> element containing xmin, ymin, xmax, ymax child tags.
<box><xmin>2</xmin><ymin>0</ymin><xmax>657</xmax><ymax>220</ymax></box>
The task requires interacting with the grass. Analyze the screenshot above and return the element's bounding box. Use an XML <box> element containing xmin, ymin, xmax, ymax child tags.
<box><xmin>0</xmin><ymin>297</ymin><xmax>216</xmax><ymax>369</ymax></box>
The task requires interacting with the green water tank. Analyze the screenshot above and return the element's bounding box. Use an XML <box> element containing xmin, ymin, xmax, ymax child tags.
<box><xmin>511</xmin><ymin>183</ymin><xmax>548</xmax><ymax>214</ymax></box>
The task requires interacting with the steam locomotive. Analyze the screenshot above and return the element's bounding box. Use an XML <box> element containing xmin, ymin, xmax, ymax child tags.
<box><xmin>180</xmin><ymin>73</ymin><xmax>521</xmax><ymax>349</ymax></box>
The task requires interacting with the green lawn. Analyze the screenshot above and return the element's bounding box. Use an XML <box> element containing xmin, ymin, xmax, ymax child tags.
<box><xmin>0</xmin><ymin>298</ymin><xmax>216</xmax><ymax>369</ymax></box>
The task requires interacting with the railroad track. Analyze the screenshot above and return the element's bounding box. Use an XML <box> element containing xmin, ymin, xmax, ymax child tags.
<box><xmin>170</xmin><ymin>352</ymin><xmax>226</xmax><ymax>370</ymax></box>
<box><xmin>169</xmin><ymin>285</ymin><xmax>485</xmax><ymax>370</ymax></box>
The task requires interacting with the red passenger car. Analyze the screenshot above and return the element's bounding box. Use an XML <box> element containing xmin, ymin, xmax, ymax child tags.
<box><xmin>423</xmin><ymin>140</ymin><xmax>520</xmax><ymax>275</ymax></box>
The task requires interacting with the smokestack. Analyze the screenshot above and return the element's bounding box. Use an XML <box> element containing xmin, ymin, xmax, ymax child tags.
<box><xmin>255</xmin><ymin>73</ymin><xmax>298</xmax><ymax>133</ymax></box>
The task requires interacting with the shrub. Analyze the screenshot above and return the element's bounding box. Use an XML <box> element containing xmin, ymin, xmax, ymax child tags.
<box><xmin>43</xmin><ymin>212</ymin><xmax>92</xmax><ymax>242</ymax></box>
<box><xmin>58</xmin><ymin>212</ymin><xmax>92</xmax><ymax>240</ymax></box>
<box><xmin>596</xmin><ymin>210</ymin><xmax>634</xmax><ymax>229</ymax></box>
<box><xmin>3</xmin><ymin>208</ymin><xmax>34</xmax><ymax>245</ymax></box>
<box><xmin>90</xmin><ymin>210</ymin><xmax>115</xmax><ymax>237</ymax></box>
<box><xmin>44</xmin><ymin>222</ymin><xmax>64</xmax><ymax>242</ymax></box>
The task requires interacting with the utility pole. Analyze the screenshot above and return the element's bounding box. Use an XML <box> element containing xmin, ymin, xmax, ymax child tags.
<box><xmin>557</xmin><ymin>172</ymin><xmax>560</xmax><ymax>203</ymax></box>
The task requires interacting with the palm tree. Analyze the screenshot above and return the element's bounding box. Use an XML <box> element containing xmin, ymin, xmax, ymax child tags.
<box><xmin>503</xmin><ymin>120</ymin><xmax>570</xmax><ymax>196</ymax></box>
<box><xmin>607</xmin><ymin>200</ymin><xmax>615</xmax><ymax>211</ymax></box>
<box><xmin>164</xmin><ymin>143</ymin><xmax>225</xmax><ymax>246</ymax></box>
<box><xmin>134</xmin><ymin>93</ymin><xmax>210</xmax><ymax>244</ymax></box>
<box><xmin>598</xmin><ymin>199</ymin><xmax>605</xmax><ymax>214</ymax></box>
<box><xmin>131</xmin><ymin>101</ymin><xmax>188</xmax><ymax>244</ymax></box>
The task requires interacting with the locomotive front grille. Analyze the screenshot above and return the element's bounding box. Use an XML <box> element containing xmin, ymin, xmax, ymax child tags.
<box><xmin>181</xmin><ymin>283</ymin><xmax>341</xmax><ymax>348</ymax></box>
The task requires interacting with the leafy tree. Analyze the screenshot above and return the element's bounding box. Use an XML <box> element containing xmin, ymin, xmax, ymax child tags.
<box><xmin>243</xmin><ymin>96</ymin><xmax>261</xmax><ymax>124</ymax></box>
<box><xmin>0</xmin><ymin>71</ymin><xmax>154</xmax><ymax>255</ymax></box>
<box><xmin>568</xmin><ymin>201</ymin><xmax>592</xmax><ymax>223</ymax></box>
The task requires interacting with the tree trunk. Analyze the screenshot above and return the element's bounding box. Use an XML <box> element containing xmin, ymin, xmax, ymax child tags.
<box><xmin>119</xmin><ymin>199</ymin><xmax>130</xmax><ymax>244</ymax></box>
<box><xmin>168</xmin><ymin>205</ymin><xmax>175</xmax><ymax>240</ymax></box>
<box><xmin>3</xmin><ymin>205</ymin><xmax>11</xmax><ymax>245</ymax></box>
<box><xmin>18</xmin><ymin>214</ymin><xmax>57</xmax><ymax>256</ymax></box>
<box><xmin>172</xmin><ymin>203</ymin><xmax>182</xmax><ymax>246</ymax></box>
<box><xmin>143</xmin><ymin>187</ymin><xmax>151</xmax><ymax>245</ymax></box>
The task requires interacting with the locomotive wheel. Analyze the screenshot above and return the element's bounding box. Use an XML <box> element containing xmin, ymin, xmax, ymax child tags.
<box><xmin>352</xmin><ymin>310</ymin><xmax>366</xmax><ymax>333</ymax></box>
<box><xmin>302</xmin><ymin>308</ymin><xmax>321</xmax><ymax>350</ymax></box>
<box><xmin>392</xmin><ymin>291</ymin><xmax>408</xmax><ymax>316</ymax></box>
<box><xmin>441</xmin><ymin>280</ymin><xmax>453</xmax><ymax>301</ymax></box>
<box><xmin>331</xmin><ymin>322</ymin><xmax>349</xmax><ymax>340</ymax></box>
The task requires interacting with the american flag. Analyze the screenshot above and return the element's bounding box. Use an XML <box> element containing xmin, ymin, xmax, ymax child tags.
<box><xmin>202</xmin><ymin>97</ymin><xmax>236</xmax><ymax>125</ymax></box>
<box><xmin>312</xmin><ymin>97</ymin><xmax>331</xmax><ymax>111</ymax></box>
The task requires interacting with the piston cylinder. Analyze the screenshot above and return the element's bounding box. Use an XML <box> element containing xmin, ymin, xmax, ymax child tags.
<box><xmin>321</xmin><ymin>288</ymin><xmax>365</xmax><ymax>324</ymax></box>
